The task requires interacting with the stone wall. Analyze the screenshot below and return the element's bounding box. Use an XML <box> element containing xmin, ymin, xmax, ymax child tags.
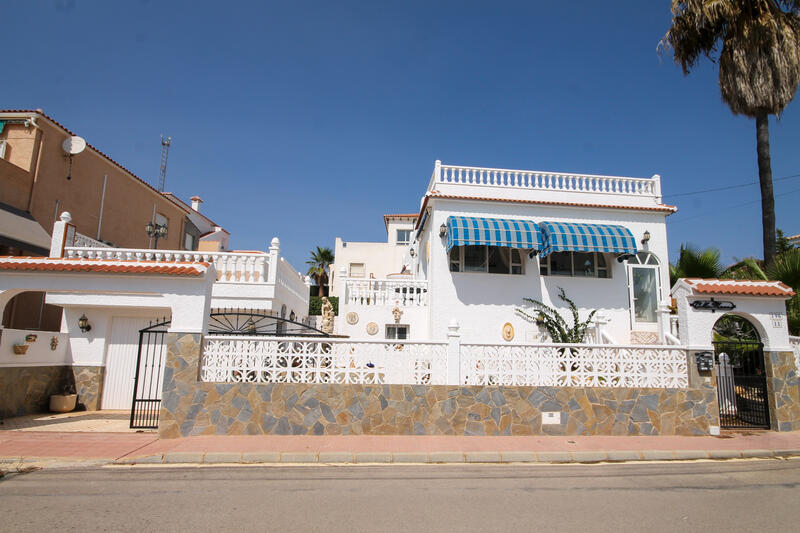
<box><xmin>159</xmin><ymin>333</ymin><xmax>720</xmax><ymax>438</ymax></box>
<box><xmin>766</xmin><ymin>351</ymin><xmax>800</xmax><ymax>431</ymax></box>
<box><xmin>0</xmin><ymin>366</ymin><xmax>69</xmax><ymax>418</ymax></box>
<box><xmin>72</xmin><ymin>366</ymin><xmax>104</xmax><ymax>411</ymax></box>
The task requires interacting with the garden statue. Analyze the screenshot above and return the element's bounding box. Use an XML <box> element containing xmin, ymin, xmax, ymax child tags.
<box><xmin>321</xmin><ymin>296</ymin><xmax>334</xmax><ymax>334</ymax></box>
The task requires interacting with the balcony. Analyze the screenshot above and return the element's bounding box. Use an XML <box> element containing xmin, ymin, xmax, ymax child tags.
<box><xmin>344</xmin><ymin>278</ymin><xmax>428</xmax><ymax>307</ymax></box>
<box><xmin>427</xmin><ymin>161</ymin><xmax>665</xmax><ymax>209</ymax></box>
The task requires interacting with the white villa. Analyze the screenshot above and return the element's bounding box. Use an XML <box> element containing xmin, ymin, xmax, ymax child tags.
<box><xmin>336</xmin><ymin>161</ymin><xmax>673</xmax><ymax>345</ymax></box>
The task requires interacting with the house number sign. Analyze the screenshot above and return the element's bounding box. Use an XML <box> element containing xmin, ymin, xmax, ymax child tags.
<box><xmin>689</xmin><ymin>298</ymin><xmax>736</xmax><ymax>313</ymax></box>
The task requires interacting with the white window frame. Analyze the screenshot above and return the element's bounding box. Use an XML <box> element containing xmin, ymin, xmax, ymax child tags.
<box><xmin>396</xmin><ymin>229</ymin><xmax>411</xmax><ymax>245</ymax></box>
<box><xmin>348</xmin><ymin>263</ymin><xmax>366</xmax><ymax>278</ymax></box>
<box><xmin>539</xmin><ymin>251</ymin><xmax>611</xmax><ymax>278</ymax></box>
<box><xmin>448</xmin><ymin>246</ymin><xmax>524</xmax><ymax>275</ymax></box>
<box><xmin>385</xmin><ymin>324</ymin><xmax>410</xmax><ymax>340</ymax></box>
<box><xmin>626</xmin><ymin>252</ymin><xmax>661</xmax><ymax>331</ymax></box>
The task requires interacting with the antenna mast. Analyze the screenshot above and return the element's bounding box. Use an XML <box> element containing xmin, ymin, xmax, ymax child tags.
<box><xmin>158</xmin><ymin>134</ymin><xmax>172</xmax><ymax>192</ymax></box>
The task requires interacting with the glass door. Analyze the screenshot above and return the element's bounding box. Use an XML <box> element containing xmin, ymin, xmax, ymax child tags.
<box><xmin>629</xmin><ymin>265</ymin><xmax>659</xmax><ymax>329</ymax></box>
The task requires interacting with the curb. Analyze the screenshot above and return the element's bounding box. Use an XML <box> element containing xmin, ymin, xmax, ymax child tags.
<box><xmin>106</xmin><ymin>448</ymin><xmax>800</xmax><ymax>466</ymax></box>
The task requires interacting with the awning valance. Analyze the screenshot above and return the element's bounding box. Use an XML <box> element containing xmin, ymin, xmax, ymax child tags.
<box><xmin>445</xmin><ymin>216</ymin><xmax>541</xmax><ymax>252</ymax></box>
<box><xmin>539</xmin><ymin>221</ymin><xmax>637</xmax><ymax>257</ymax></box>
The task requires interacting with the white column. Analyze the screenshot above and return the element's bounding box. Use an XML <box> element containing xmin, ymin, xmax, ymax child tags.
<box><xmin>267</xmin><ymin>237</ymin><xmax>280</xmax><ymax>285</ymax></box>
<box><xmin>50</xmin><ymin>212</ymin><xmax>74</xmax><ymax>258</ymax></box>
<box><xmin>338</xmin><ymin>266</ymin><xmax>348</xmax><ymax>304</ymax></box>
<box><xmin>657</xmin><ymin>301</ymin><xmax>671</xmax><ymax>344</ymax></box>
<box><xmin>446</xmin><ymin>319</ymin><xmax>461</xmax><ymax>385</ymax></box>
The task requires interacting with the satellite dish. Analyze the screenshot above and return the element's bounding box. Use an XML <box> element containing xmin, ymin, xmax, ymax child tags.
<box><xmin>62</xmin><ymin>136</ymin><xmax>86</xmax><ymax>155</ymax></box>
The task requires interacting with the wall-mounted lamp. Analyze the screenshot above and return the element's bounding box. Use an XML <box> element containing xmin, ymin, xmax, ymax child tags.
<box><xmin>289</xmin><ymin>311</ymin><xmax>296</xmax><ymax>322</ymax></box>
<box><xmin>78</xmin><ymin>314</ymin><xmax>92</xmax><ymax>333</ymax></box>
<box><xmin>439</xmin><ymin>223</ymin><xmax>447</xmax><ymax>238</ymax></box>
<box><xmin>145</xmin><ymin>220</ymin><xmax>168</xmax><ymax>249</ymax></box>
<box><xmin>641</xmin><ymin>230</ymin><xmax>651</xmax><ymax>245</ymax></box>
<box><xmin>409</xmin><ymin>248</ymin><xmax>416</xmax><ymax>257</ymax></box>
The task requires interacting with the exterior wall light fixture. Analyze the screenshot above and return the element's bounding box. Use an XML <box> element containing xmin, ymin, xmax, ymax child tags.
<box><xmin>641</xmin><ymin>230</ymin><xmax>651</xmax><ymax>245</ymax></box>
<box><xmin>78</xmin><ymin>314</ymin><xmax>91</xmax><ymax>333</ymax></box>
<box><xmin>145</xmin><ymin>220</ymin><xmax>168</xmax><ymax>248</ymax></box>
<box><xmin>409</xmin><ymin>248</ymin><xmax>416</xmax><ymax>257</ymax></box>
<box><xmin>439</xmin><ymin>223</ymin><xmax>447</xmax><ymax>238</ymax></box>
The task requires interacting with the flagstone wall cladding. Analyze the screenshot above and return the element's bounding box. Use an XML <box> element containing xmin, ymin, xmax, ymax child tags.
<box><xmin>766</xmin><ymin>351</ymin><xmax>800</xmax><ymax>431</ymax></box>
<box><xmin>72</xmin><ymin>366</ymin><xmax>104</xmax><ymax>411</ymax></box>
<box><xmin>0</xmin><ymin>365</ymin><xmax>69</xmax><ymax>418</ymax></box>
<box><xmin>159</xmin><ymin>333</ymin><xmax>721</xmax><ymax>438</ymax></box>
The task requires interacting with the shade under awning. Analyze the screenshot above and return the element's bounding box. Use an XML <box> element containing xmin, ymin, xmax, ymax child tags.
<box><xmin>0</xmin><ymin>202</ymin><xmax>51</xmax><ymax>255</ymax></box>
<box><xmin>445</xmin><ymin>216</ymin><xmax>541</xmax><ymax>252</ymax></box>
<box><xmin>539</xmin><ymin>221</ymin><xmax>637</xmax><ymax>258</ymax></box>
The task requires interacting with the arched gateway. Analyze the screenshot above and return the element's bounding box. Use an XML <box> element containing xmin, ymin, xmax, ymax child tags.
<box><xmin>671</xmin><ymin>278</ymin><xmax>799</xmax><ymax>432</ymax></box>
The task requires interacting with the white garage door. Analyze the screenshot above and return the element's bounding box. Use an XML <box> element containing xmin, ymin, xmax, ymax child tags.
<box><xmin>101</xmin><ymin>317</ymin><xmax>160</xmax><ymax>410</ymax></box>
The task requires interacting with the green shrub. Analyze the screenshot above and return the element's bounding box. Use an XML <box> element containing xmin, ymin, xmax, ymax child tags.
<box><xmin>309</xmin><ymin>296</ymin><xmax>338</xmax><ymax>316</ymax></box>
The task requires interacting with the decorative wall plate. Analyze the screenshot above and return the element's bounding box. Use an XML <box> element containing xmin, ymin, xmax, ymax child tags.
<box><xmin>366</xmin><ymin>322</ymin><xmax>379</xmax><ymax>336</ymax></box>
<box><xmin>346</xmin><ymin>312</ymin><xmax>359</xmax><ymax>325</ymax></box>
<box><xmin>502</xmin><ymin>322</ymin><xmax>514</xmax><ymax>341</ymax></box>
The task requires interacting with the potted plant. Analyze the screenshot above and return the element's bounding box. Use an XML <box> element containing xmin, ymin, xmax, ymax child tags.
<box><xmin>13</xmin><ymin>343</ymin><xmax>29</xmax><ymax>355</ymax></box>
<box><xmin>49</xmin><ymin>379</ymin><xmax>77</xmax><ymax>413</ymax></box>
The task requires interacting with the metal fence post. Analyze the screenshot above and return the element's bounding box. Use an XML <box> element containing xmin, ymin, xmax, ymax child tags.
<box><xmin>447</xmin><ymin>319</ymin><xmax>461</xmax><ymax>385</ymax></box>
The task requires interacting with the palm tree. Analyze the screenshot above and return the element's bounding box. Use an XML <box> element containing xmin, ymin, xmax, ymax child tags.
<box><xmin>669</xmin><ymin>244</ymin><xmax>723</xmax><ymax>285</ymax></box>
<box><xmin>664</xmin><ymin>1</ymin><xmax>800</xmax><ymax>264</ymax></box>
<box><xmin>306</xmin><ymin>246</ymin><xmax>335</xmax><ymax>297</ymax></box>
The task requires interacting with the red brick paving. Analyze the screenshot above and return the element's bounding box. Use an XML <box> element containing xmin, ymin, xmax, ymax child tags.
<box><xmin>2</xmin><ymin>430</ymin><xmax>799</xmax><ymax>461</ymax></box>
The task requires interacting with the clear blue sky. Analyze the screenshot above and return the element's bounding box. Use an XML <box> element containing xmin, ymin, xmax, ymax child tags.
<box><xmin>6</xmin><ymin>1</ymin><xmax>799</xmax><ymax>270</ymax></box>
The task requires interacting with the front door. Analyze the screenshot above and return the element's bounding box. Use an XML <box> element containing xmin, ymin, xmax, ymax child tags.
<box><xmin>101</xmin><ymin>317</ymin><xmax>159</xmax><ymax>409</ymax></box>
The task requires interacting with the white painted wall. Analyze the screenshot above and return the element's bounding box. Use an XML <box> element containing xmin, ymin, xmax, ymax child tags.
<box><xmin>672</xmin><ymin>283</ymin><xmax>792</xmax><ymax>351</ymax></box>
<box><xmin>0</xmin><ymin>328</ymin><xmax>69</xmax><ymax>367</ymax></box>
<box><xmin>424</xmin><ymin>198</ymin><xmax>671</xmax><ymax>343</ymax></box>
<box><xmin>335</xmin><ymin>306</ymin><xmax>430</xmax><ymax>340</ymax></box>
<box><xmin>330</xmin><ymin>218</ymin><xmax>416</xmax><ymax>297</ymax></box>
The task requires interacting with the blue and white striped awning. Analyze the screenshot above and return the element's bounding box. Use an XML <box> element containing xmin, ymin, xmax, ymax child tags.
<box><xmin>539</xmin><ymin>221</ymin><xmax>637</xmax><ymax>257</ymax></box>
<box><xmin>445</xmin><ymin>216</ymin><xmax>542</xmax><ymax>252</ymax></box>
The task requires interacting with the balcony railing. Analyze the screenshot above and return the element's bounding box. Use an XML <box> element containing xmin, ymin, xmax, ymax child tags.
<box><xmin>429</xmin><ymin>161</ymin><xmax>661</xmax><ymax>200</ymax></box>
<box><xmin>345</xmin><ymin>278</ymin><xmax>428</xmax><ymax>307</ymax></box>
<box><xmin>64</xmin><ymin>246</ymin><xmax>270</xmax><ymax>284</ymax></box>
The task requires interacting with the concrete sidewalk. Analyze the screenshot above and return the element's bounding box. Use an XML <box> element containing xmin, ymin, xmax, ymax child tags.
<box><xmin>2</xmin><ymin>430</ymin><xmax>800</xmax><ymax>466</ymax></box>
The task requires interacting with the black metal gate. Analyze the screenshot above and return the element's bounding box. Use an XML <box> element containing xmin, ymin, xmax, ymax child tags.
<box><xmin>714</xmin><ymin>340</ymin><xmax>770</xmax><ymax>429</ymax></box>
<box><xmin>130</xmin><ymin>319</ymin><xmax>170</xmax><ymax>429</ymax></box>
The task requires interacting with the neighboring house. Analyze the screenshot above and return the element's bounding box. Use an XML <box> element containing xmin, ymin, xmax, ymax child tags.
<box><xmin>336</xmin><ymin>160</ymin><xmax>673</xmax><ymax>344</ymax></box>
<box><xmin>0</xmin><ymin>109</ymin><xmax>217</xmax><ymax>330</ymax></box>
<box><xmin>330</xmin><ymin>213</ymin><xmax>417</xmax><ymax>297</ymax></box>
<box><xmin>787</xmin><ymin>233</ymin><xmax>800</xmax><ymax>248</ymax></box>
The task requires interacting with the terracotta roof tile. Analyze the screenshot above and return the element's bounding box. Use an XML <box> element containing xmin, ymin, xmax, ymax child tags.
<box><xmin>427</xmin><ymin>192</ymin><xmax>678</xmax><ymax>213</ymax></box>
<box><xmin>0</xmin><ymin>257</ymin><xmax>208</xmax><ymax>277</ymax></box>
<box><xmin>683</xmin><ymin>278</ymin><xmax>795</xmax><ymax>297</ymax></box>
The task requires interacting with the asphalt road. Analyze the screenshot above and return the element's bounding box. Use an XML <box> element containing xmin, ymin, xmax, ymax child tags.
<box><xmin>2</xmin><ymin>460</ymin><xmax>799</xmax><ymax>532</ymax></box>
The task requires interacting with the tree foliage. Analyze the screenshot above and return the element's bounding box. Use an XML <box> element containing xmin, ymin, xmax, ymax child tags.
<box><xmin>669</xmin><ymin>244</ymin><xmax>723</xmax><ymax>286</ymax></box>
<box><xmin>663</xmin><ymin>1</ymin><xmax>800</xmax><ymax>264</ymax></box>
<box><xmin>517</xmin><ymin>287</ymin><xmax>597</xmax><ymax>344</ymax></box>
<box><xmin>306</xmin><ymin>246</ymin><xmax>334</xmax><ymax>297</ymax></box>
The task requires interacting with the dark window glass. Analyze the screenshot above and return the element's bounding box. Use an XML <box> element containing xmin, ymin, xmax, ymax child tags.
<box><xmin>573</xmin><ymin>252</ymin><xmax>595</xmax><ymax>277</ymax></box>
<box><xmin>449</xmin><ymin>247</ymin><xmax>460</xmax><ymax>272</ymax></box>
<box><xmin>549</xmin><ymin>252</ymin><xmax>572</xmax><ymax>276</ymax></box>
<box><xmin>488</xmin><ymin>246</ymin><xmax>511</xmax><ymax>274</ymax></box>
<box><xmin>463</xmin><ymin>245</ymin><xmax>486</xmax><ymax>272</ymax></box>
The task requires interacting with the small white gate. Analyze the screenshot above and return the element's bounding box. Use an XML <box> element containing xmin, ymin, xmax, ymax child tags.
<box><xmin>101</xmin><ymin>317</ymin><xmax>159</xmax><ymax>410</ymax></box>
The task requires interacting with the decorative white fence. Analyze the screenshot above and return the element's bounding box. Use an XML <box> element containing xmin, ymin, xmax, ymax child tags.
<box><xmin>461</xmin><ymin>343</ymin><xmax>688</xmax><ymax>388</ymax></box>
<box><xmin>73</xmin><ymin>232</ymin><xmax>110</xmax><ymax>248</ymax></box>
<box><xmin>200</xmin><ymin>336</ymin><xmax>689</xmax><ymax>389</ymax></box>
<box><xmin>790</xmin><ymin>336</ymin><xmax>800</xmax><ymax>372</ymax></box>
<box><xmin>431</xmin><ymin>162</ymin><xmax>661</xmax><ymax>198</ymax></box>
<box><xmin>200</xmin><ymin>336</ymin><xmax>448</xmax><ymax>385</ymax></box>
<box><xmin>345</xmin><ymin>279</ymin><xmax>429</xmax><ymax>307</ymax></box>
<box><xmin>64</xmin><ymin>246</ymin><xmax>270</xmax><ymax>284</ymax></box>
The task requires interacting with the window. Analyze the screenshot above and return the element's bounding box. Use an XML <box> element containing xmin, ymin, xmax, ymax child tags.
<box><xmin>396</xmin><ymin>229</ymin><xmax>411</xmax><ymax>245</ymax></box>
<box><xmin>449</xmin><ymin>246</ymin><xmax>524</xmax><ymax>275</ymax></box>
<box><xmin>386</xmin><ymin>324</ymin><xmax>409</xmax><ymax>340</ymax></box>
<box><xmin>184</xmin><ymin>233</ymin><xmax>196</xmax><ymax>251</ymax></box>
<box><xmin>540</xmin><ymin>252</ymin><xmax>610</xmax><ymax>278</ymax></box>
<box><xmin>0</xmin><ymin>139</ymin><xmax>7</xmax><ymax>159</ymax></box>
<box><xmin>349</xmin><ymin>263</ymin><xmax>365</xmax><ymax>278</ymax></box>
